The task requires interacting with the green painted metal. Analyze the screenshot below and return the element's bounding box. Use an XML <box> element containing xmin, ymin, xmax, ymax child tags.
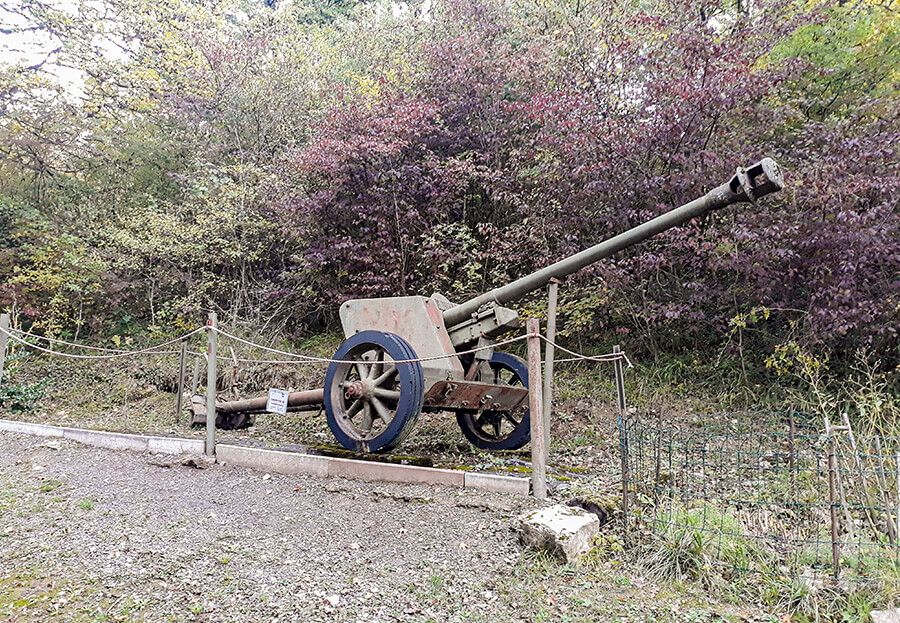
<box><xmin>442</xmin><ymin>158</ymin><xmax>783</xmax><ymax>328</ymax></box>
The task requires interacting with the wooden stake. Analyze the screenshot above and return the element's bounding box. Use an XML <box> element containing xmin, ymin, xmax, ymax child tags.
<box><xmin>526</xmin><ymin>318</ymin><xmax>547</xmax><ymax>500</ymax></box>
<box><xmin>206</xmin><ymin>312</ymin><xmax>218</xmax><ymax>458</ymax></box>
<box><xmin>175</xmin><ymin>339</ymin><xmax>187</xmax><ymax>424</ymax></box>
<box><xmin>873</xmin><ymin>437</ymin><xmax>897</xmax><ymax>545</ymax></box>
<box><xmin>788</xmin><ymin>413</ymin><xmax>796</xmax><ymax>494</ymax></box>
<box><xmin>541</xmin><ymin>278</ymin><xmax>560</xmax><ymax>453</ymax></box>
<box><xmin>191</xmin><ymin>356</ymin><xmax>201</xmax><ymax>396</ymax></box>
<box><xmin>614</xmin><ymin>344</ymin><xmax>629</xmax><ymax>521</ymax></box>
<box><xmin>895</xmin><ymin>451</ymin><xmax>900</xmax><ymax>541</ymax></box>
<box><xmin>613</xmin><ymin>345</ymin><xmax>626</xmax><ymax>413</ymax></box>
<box><xmin>826</xmin><ymin>425</ymin><xmax>841</xmax><ymax>580</ymax></box>
<box><xmin>0</xmin><ymin>313</ymin><xmax>9</xmax><ymax>391</ymax></box>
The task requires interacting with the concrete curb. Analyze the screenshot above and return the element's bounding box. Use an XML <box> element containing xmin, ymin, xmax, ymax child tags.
<box><xmin>0</xmin><ymin>419</ymin><xmax>531</xmax><ymax>496</ymax></box>
<box><xmin>0</xmin><ymin>419</ymin><xmax>205</xmax><ymax>455</ymax></box>
<box><xmin>217</xmin><ymin>444</ymin><xmax>530</xmax><ymax>496</ymax></box>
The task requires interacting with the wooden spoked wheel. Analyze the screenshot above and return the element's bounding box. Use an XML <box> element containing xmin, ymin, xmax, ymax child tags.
<box><xmin>324</xmin><ymin>331</ymin><xmax>424</xmax><ymax>453</ymax></box>
<box><xmin>456</xmin><ymin>352</ymin><xmax>531</xmax><ymax>451</ymax></box>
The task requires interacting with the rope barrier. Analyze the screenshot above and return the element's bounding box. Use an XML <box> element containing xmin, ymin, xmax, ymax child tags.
<box><xmin>538</xmin><ymin>335</ymin><xmax>634</xmax><ymax>368</ymax></box>
<box><xmin>1</xmin><ymin>324</ymin><xmax>631</xmax><ymax>368</ymax></box>
<box><xmin>0</xmin><ymin>326</ymin><xmax>205</xmax><ymax>360</ymax></box>
<box><xmin>211</xmin><ymin>326</ymin><xmax>532</xmax><ymax>365</ymax></box>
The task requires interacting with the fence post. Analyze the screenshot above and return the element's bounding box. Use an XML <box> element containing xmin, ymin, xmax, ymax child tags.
<box><xmin>613</xmin><ymin>344</ymin><xmax>626</xmax><ymax>413</ymax></box>
<box><xmin>895</xmin><ymin>451</ymin><xmax>900</xmax><ymax>541</ymax></box>
<box><xmin>825</xmin><ymin>421</ymin><xmax>841</xmax><ymax>580</ymax></box>
<box><xmin>0</xmin><ymin>313</ymin><xmax>9</xmax><ymax>390</ymax></box>
<box><xmin>526</xmin><ymin>318</ymin><xmax>547</xmax><ymax>500</ymax></box>
<box><xmin>788</xmin><ymin>413</ymin><xmax>796</xmax><ymax>494</ymax></box>
<box><xmin>206</xmin><ymin>312</ymin><xmax>218</xmax><ymax>458</ymax></box>
<box><xmin>614</xmin><ymin>344</ymin><xmax>629</xmax><ymax>531</ymax></box>
<box><xmin>191</xmin><ymin>356</ymin><xmax>201</xmax><ymax>396</ymax></box>
<box><xmin>175</xmin><ymin>339</ymin><xmax>187</xmax><ymax>424</ymax></box>
<box><xmin>542</xmin><ymin>278</ymin><xmax>560</xmax><ymax>452</ymax></box>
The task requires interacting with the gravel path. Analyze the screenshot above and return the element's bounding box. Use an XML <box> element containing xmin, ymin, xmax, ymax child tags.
<box><xmin>0</xmin><ymin>432</ymin><xmax>537</xmax><ymax>622</ymax></box>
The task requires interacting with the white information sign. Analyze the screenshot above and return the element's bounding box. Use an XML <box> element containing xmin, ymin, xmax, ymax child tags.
<box><xmin>266</xmin><ymin>388</ymin><xmax>289</xmax><ymax>415</ymax></box>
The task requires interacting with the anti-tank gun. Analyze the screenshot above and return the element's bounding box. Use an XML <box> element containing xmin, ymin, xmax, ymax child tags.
<box><xmin>216</xmin><ymin>158</ymin><xmax>785</xmax><ymax>453</ymax></box>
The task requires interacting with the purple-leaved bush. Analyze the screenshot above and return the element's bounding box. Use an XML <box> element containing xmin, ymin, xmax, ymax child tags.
<box><xmin>283</xmin><ymin>0</ymin><xmax>898</xmax><ymax>360</ymax></box>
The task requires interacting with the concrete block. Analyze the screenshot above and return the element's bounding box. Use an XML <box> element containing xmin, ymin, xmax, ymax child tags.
<box><xmin>147</xmin><ymin>435</ymin><xmax>204</xmax><ymax>455</ymax></box>
<box><xmin>62</xmin><ymin>428</ymin><xmax>148</xmax><ymax>452</ymax></box>
<box><xmin>464</xmin><ymin>472</ymin><xmax>529</xmax><ymax>496</ymax></box>
<box><xmin>326</xmin><ymin>457</ymin><xmax>466</xmax><ymax>487</ymax></box>
<box><xmin>0</xmin><ymin>419</ymin><xmax>65</xmax><ymax>438</ymax></box>
<box><xmin>516</xmin><ymin>504</ymin><xmax>600</xmax><ymax>563</ymax></box>
<box><xmin>216</xmin><ymin>444</ymin><xmax>329</xmax><ymax>477</ymax></box>
<box><xmin>872</xmin><ymin>610</ymin><xmax>900</xmax><ymax>623</ymax></box>
<box><xmin>0</xmin><ymin>420</ymin><xmax>202</xmax><ymax>456</ymax></box>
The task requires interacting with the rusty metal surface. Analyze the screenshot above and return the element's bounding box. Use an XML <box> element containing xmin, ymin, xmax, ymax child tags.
<box><xmin>339</xmin><ymin>295</ymin><xmax>465</xmax><ymax>386</ymax></box>
<box><xmin>446</xmin><ymin>303</ymin><xmax>519</xmax><ymax>348</ymax></box>
<box><xmin>422</xmin><ymin>380</ymin><xmax>528</xmax><ymax>412</ymax></box>
<box><xmin>215</xmin><ymin>388</ymin><xmax>324</xmax><ymax>415</ymax></box>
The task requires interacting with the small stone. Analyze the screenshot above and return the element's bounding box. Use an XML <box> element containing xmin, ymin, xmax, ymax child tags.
<box><xmin>182</xmin><ymin>455</ymin><xmax>215</xmax><ymax>469</ymax></box>
<box><xmin>325</xmin><ymin>594</ymin><xmax>340</xmax><ymax>607</ymax></box>
<box><xmin>515</xmin><ymin>504</ymin><xmax>600</xmax><ymax>563</ymax></box>
<box><xmin>262</xmin><ymin>473</ymin><xmax>271</xmax><ymax>481</ymax></box>
<box><xmin>871</xmin><ymin>609</ymin><xmax>900</xmax><ymax>623</ymax></box>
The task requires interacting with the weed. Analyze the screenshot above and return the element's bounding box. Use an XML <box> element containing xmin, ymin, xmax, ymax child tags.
<box><xmin>642</xmin><ymin>502</ymin><xmax>766</xmax><ymax>583</ymax></box>
<box><xmin>38</xmin><ymin>479</ymin><xmax>62</xmax><ymax>493</ymax></box>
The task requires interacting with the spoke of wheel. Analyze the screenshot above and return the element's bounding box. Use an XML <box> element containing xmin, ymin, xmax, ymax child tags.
<box><xmin>346</xmin><ymin>398</ymin><xmax>364</xmax><ymax>419</ymax></box>
<box><xmin>493</xmin><ymin>368</ymin><xmax>500</xmax><ymax>385</ymax></box>
<box><xmin>355</xmin><ymin>361</ymin><xmax>369</xmax><ymax>382</ymax></box>
<box><xmin>370</xmin><ymin>396</ymin><xmax>392</xmax><ymax>422</ymax></box>
<box><xmin>360</xmin><ymin>402</ymin><xmax>374</xmax><ymax>432</ymax></box>
<box><xmin>373</xmin><ymin>365</ymin><xmax>397</xmax><ymax>387</ymax></box>
<box><xmin>372</xmin><ymin>387</ymin><xmax>400</xmax><ymax>401</ymax></box>
<box><xmin>368</xmin><ymin>350</ymin><xmax>384</xmax><ymax>380</ymax></box>
<box><xmin>475</xmin><ymin>412</ymin><xmax>489</xmax><ymax>431</ymax></box>
<box><xmin>503</xmin><ymin>412</ymin><xmax>519</xmax><ymax>425</ymax></box>
<box><xmin>492</xmin><ymin>418</ymin><xmax>502</xmax><ymax>438</ymax></box>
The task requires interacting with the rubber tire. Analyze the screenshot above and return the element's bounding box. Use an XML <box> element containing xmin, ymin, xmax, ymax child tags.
<box><xmin>455</xmin><ymin>352</ymin><xmax>532</xmax><ymax>451</ymax></box>
<box><xmin>324</xmin><ymin>331</ymin><xmax>424</xmax><ymax>453</ymax></box>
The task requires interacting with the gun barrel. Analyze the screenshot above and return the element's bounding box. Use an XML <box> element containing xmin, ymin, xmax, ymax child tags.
<box><xmin>442</xmin><ymin>158</ymin><xmax>783</xmax><ymax>328</ymax></box>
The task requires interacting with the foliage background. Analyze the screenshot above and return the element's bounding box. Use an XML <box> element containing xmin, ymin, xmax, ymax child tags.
<box><xmin>0</xmin><ymin>0</ymin><xmax>897</xmax><ymax>374</ymax></box>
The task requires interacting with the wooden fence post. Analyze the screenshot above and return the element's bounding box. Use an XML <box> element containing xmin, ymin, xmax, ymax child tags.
<box><xmin>191</xmin><ymin>356</ymin><xmax>201</xmax><ymax>396</ymax></box>
<box><xmin>825</xmin><ymin>420</ymin><xmax>841</xmax><ymax>580</ymax></box>
<box><xmin>175</xmin><ymin>339</ymin><xmax>187</xmax><ymax>424</ymax></box>
<box><xmin>614</xmin><ymin>344</ymin><xmax>629</xmax><ymax>529</ymax></box>
<box><xmin>526</xmin><ymin>318</ymin><xmax>547</xmax><ymax>500</ymax></box>
<box><xmin>206</xmin><ymin>313</ymin><xmax>218</xmax><ymax>458</ymax></box>
<box><xmin>788</xmin><ymin>413</ymin><xmax>796</xmax><ymax>495</ymax></box>
<box><xmin>0</xmin><ymin>313</ymin><xmax>9</xmax><ymax>391</ymax></box>
<box><xmin>613</xmin><ymin>344</ymin><xmax>626</xmax><ymax>413</ymax></box>
<box><xmin>542</xmin><ymin>278</ymin><xmax>560</xmax><ymax>452</ymax></box>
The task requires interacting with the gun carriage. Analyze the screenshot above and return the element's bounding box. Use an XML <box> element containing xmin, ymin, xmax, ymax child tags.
<box><xmin>214</xmin><ymin>159</ymin><xmax>784</xmax><ymax>453</ymax></box>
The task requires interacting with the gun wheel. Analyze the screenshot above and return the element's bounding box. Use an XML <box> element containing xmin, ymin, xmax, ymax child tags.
<box><xmin>456</xmin><ymin>352</ymin><xmax>531</xmax><ymax>451</ymax></box>
<box><xmin>324</xmin><ymin>331</ymin><xmax>424</xmax><ymax>453</ymax></box>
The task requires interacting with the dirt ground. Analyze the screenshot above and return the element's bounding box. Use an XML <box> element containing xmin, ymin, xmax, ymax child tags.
<box><xmin>0</xmin><ymin>431</ymin><xmax>779</xmax><ymax>623</ymax></box>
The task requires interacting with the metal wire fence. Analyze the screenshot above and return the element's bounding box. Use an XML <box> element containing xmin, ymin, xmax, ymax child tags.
<box><xmin>620</xmin><ymin>413</ymin><xmax>900</xmax><ymax>583</ymax></box>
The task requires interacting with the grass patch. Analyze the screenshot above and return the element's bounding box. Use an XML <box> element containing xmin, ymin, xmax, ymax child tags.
<box><xmin>37</xmin><ymin>479</ymin><xmax>62</xmax><ymax>494</ymax></box>
<box><xmin>642</xmin><ymin>502</ymin><xmax>765</xmax><ymax>583</ymax></box>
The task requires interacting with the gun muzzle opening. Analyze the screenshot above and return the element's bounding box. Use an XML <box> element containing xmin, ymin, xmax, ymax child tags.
<box><xmin>729</xmin><ymin>157</ymin><xmax>784</xmax><ymax>202</ymax></box>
